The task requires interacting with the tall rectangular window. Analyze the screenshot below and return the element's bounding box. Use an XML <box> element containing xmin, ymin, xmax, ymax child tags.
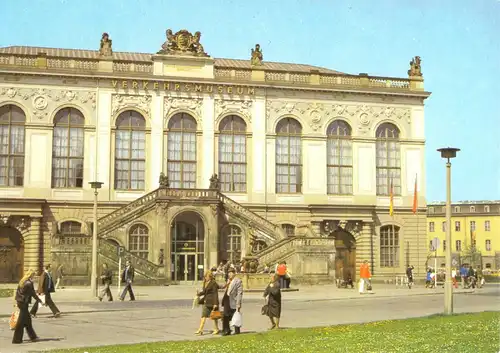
<box><xmin>0</xmin><ymin>105</ymin><xmax>25</xmax><ymax>186</ymax></box>
<box><xmin>275</xmin><ymin>118</ymin><xmax>302</xmax><ymax>193</ymax></box>
<box><xmin>218</xmin><ymin>115</ymin><xmax>247</xmax><ymax>192</ymax></box>
<box><xmin>376</xmin><ymin>123</ymin><xmax>401</xmax><ymax>196</ymax></box>
<box><xmin>327</xmin><ymin>120</ymin><xmax>353</xmax><ymax>194</ymax></box>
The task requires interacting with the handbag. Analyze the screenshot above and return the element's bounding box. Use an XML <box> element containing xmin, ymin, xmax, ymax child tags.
<box><xmin>197</xmin><ymin>296</ymin><xmax>205</xmax><ymax>305</ymax></box>
<box><xmin>210</xmin><ymin>310</ymin><xmax>222</xmax><ymax>320</ymax></box>
<box><xmin>261</xmin><ymin>303</ymin><xmax>269</xmax><ymax>316</ymax></box>
<box><xmin>9</xmin><ymin>310</ymin><xmax>19</xmax><ymax>330</ymax></box>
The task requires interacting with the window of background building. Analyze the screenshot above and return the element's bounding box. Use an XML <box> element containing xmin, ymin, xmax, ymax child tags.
<box><xmin>485</xmin><ymin>205</ymin><xmax>490</xmax><ymax>213</ymax></box>
<box><xmin>455</xmin><ymin>240</ymin><xmax>461</xmax><ymax>252</ymax></box>
<box><xmin>218</xmin><ymin>115</ymin><xmax>247</xmax><ymax>193</ymax></box>
<box><xmin>275</xmin><ymin>118</ymin><xmax>302</xmax><ymax>193</ymax></box>
<box><xmin>380</xmin><ymin>225</ymin><xmax>400</xmax><ymax>267</ymax></box>
<box><xmin>114</xmin><ymin>110</ymin><xmax>146</xmax><ymax>190</ymax></box>
<box><xmin>429</xmin><ymin>240</ymin><xmax>433</xmax><ymax>251</ymax></box>
<box><xmin>485</xmin><ymin>263</ymin><xmax>492</xmax><ymax>269</ymax></box>
<box><xmin>60</xmin><ymin>221</ymin><xmax>82</xmax><ymax>235</ymax></box>
<box><xmin>454</xmin><ymin>206</ymin><xmax>460</xmax><ymax>213</ymax></box>
<box><xmin>429</xmin><ymin>222</ymin><xmax>435</xmax><ymax>232</ymax></box>
<box><xmin>52</xmin><ymin>108</ymin><xmax>85</xmax><ymax>188</ymax></box>
<box><xmin>167</xmin><ymin>113</ymin><xmax>197</xmax><ymax>189</ymax></box>
<box><xmin>455</xmin><ymin>221</ymin><xmax>460</xmax><ymax>232</ymax></box>
<box><xmin>443</xmin><ymin>240</ymin><xmax>446</xmax><ymax>251</ymax></box>
<box><xmin>442</xmin><ymin>221</ymin><xmax>446</xmax><ymax>232</ymax></box>
<box><xmin>0</xmin><ymin>104</ymin><xmax>25</xmax><ymax>186</ymax></box>
<box><xmin>428</xmin><ymin>207</ymin><xmax>434</xmax><ymax>214</ymax></box>
<box><xmin>470</xmin><ymin>221</ymin><xmax>476</xmax><ymax>231</ymax></box>
<box><xmin>375</xmin><ymin>123</ymin><xmax>401</xmax><ymax>196</ymax></box>
<box><xmin>470</xmin><ymin>206</ymin><xmax>476</xmax><ymax>213</ymax></box>
<box><xmin>485</xmin><ymin>240</ymin><xmax>491</xmax><ymax>251</ymax></box>
<box><xmin>128</xmin><ymin>224</ymin><xmax>149</xmax><ymax>259</ymax></box>
<box><xmin>485</xmin><ymin>220</ymin><xmax>491</xmax><ymax>231</ymax></box>
<box><xmin>327</xmin><ymin>120</ymin><xmax>353</xmax><ymax>195</ymax></box>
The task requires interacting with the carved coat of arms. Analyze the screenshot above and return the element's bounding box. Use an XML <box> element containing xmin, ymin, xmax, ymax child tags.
<box><xmin>158</xmin><ymin>29</ymin><xmax>208</xmax><ymax>57</ymax></box>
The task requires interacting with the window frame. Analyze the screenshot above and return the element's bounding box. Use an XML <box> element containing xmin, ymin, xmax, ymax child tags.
<box><xmin>0</xmin><ymin>104</ymin><xmax>26</xmax><ymax>187</ymax></box>
<box><xmin>326</xmin><ymin>119</ymin><xmax>353</xmax><ymax>195</ymax></box>
<box><xmin>128</xmin><ymin>224</ymin><xmax>149</xmax><ymax>259</ymax></box>
<box><xmin>275</xmin><ymin>117</ymin><xmax>302</xmax><ymax>194</ymax></box>
<box><xmin>375</xmin><ymin>123</ymin><xmax>401</xmax><ymax>196</ymax></box>
<box><xmin>218</xmin><ymin>115</ymin><xmax>247</xmax><ymax>193</ymax></box>
<box><xmin>379</xmin><ymin>225</ymin><xmax>400</xmax><ymax>268</ymax></box>
<box><xmin>429</xmin><ymin>222</ymin><xmax>435</xmax><ymax>232</ymax></box>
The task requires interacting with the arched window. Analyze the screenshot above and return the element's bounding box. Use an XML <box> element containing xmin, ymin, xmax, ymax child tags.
<box><xmin>376</xmin><ymin>123</ymin><xmax>401</xmax><ymax>196</ymax></box>
<box><xmin>167</xmin><ymin>113</ymin><xmax>197</xmax><ymax>188</ymax></box>
<box><xmin>0</xmin><ymin>105</ymin><xmax>25</xmax><ymax>186</ymax></box>
<box><xmin>327</xmin><ymin>120</ymin><xmax>353</xmax><ymax>195</ymax></box>
<box><xmin>129</xmin><ymin>224</ymin><xmax>149</xmax><ymax>259</ymax></box>
<box><xmin>218</xmin><ymin>115</ymin><xmax>247</xmax><ymax>192</ymax></box>
<box><xmin>52</xmin><ymin>108</ymin><xmax>85</xmax><ymax>188</ymax></box>
<box><xmin>60</xmin><ymin>221</ymin><xmax>82</xmax><ymax>234</ymax></box>
<box><xmin>114</xmin><ymin>111</ymin><xmax>146</xmax><ymax>190</ymax></box>
<box><xmin>276</xmin><ymin>118</ymin><xmax>302</xmax><ymax>193</ymax></box>
<box><xmin>380</xmin><ymin>225</ymin><xmax>400</xmax><ymax>267</ymax></box>
<box><xmin>222</xmin><ymin>225</ymin><xmax>242</xmax><ymax>264</ymax></box>
<box><xmin>281</xmin><ymin>223</ymin><xmax>296</xmax><ymax>237</ymax></box>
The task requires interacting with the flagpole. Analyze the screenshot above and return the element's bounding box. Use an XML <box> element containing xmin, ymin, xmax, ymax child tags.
<box><xmin>415</xmin><ymin>174</ymin><xmax>419</xmax><ymax>278</ymax></box>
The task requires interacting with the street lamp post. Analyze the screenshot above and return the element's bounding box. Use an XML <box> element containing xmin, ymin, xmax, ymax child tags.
<box><xmin>437</xmin><ymin>147</ymin><xmax>460</xmax><ymax>315</ymax></box>
<box><xmin>89</xmin><ymin>181</ymin><xmax>104</xmax><ymax>298</ymax></box>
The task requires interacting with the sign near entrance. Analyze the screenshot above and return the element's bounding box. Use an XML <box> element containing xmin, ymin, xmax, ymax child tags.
<box><xmin>117</xmin><ymin>246</ymin><xmax>125</xmax><ymax>257</ymax></box>
<box><xmin>431</xmin><ymin>237</ymin><xmax>440</xmax><ymax>251</ymax></box>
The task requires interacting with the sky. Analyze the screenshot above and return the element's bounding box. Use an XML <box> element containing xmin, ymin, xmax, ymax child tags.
<box><xmin>1</xmin><ymin>0</ymin><xmax>499</xmax><ymax>202</ymax></box>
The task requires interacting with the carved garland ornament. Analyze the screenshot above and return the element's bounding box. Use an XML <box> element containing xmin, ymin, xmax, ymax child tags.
<box><xmin>215</xmin><ymin>99</ymin><xmax>253</xmax><ymax>123</ymax></box>
<box><xmin>266</xmin><ymin>101</ymin><xmax>411</xmax><ymax>134</ymax></box>
<box><xmin>112</xmin><ymin>94</ymin><xmax>152</xmax><ymax>119</ymax></box>
<box><xmin>0</xmin><ymin>87</ymin><xmax>97</xmax><ymax>120</ymax></box>
<box><xmin>164</xmin><ymin>96</ymin><xmax>203</xmax><ymax>123</ymax></box>
<box><xmin>0</xmin><ymin>214</ymin><xmax>31</xmax><ymax>234</ymax></box>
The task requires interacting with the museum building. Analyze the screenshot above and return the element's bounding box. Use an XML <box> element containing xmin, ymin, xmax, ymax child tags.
<box><xmin>0</xmin><ymin>29</ymin><xmax>430</xmax><ymax>284</ymax></box>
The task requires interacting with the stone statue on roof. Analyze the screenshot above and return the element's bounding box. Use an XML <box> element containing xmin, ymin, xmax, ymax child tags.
<box><xmin>408</xmin><ymin>56</ymin><xmax>422</xmax><ymax>77</ymax></box>
<box><xmin>99</xmin><ymin>32</ymin><xmax>113</xmax><ymax>57</ymax></box>
<box><xmin>251</xmin><ymin>44</ymin><xmax>263</xmax><ymax>66</ymax></box>
<box><xmin>158</xmin><ymin>29</ymin><xmax>208</xmax><ymax>57</ymax></box>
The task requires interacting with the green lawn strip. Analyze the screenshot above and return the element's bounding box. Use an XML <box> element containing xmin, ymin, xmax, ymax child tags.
<box><xmin>0</xmin><ymin>288</ymin><xmax>14</xmax><ymax>298</ymax></box>
<box><xmin>51</xmin><ymin>312</ymin><xmax>500</xmax><ymax>353</ymax></box>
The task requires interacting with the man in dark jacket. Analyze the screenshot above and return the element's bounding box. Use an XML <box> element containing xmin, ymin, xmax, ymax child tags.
<box><xmin>119</xmin><ymin>260</ymin><xmax>135</xmax><ymax>301</ymax></box>
<box><xmin>98</xmin><ymin>263</ymin><xmax>113</xmax><ymax>302</ymax></box>
<box><xmin>30</xmin><ymin>264</ymin><xmax>61</xmax><ymax>318</ymax></box>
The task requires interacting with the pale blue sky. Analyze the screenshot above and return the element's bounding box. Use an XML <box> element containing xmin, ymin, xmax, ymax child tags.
<box><xmin>1</xmin><ymin>0</ymin><xmax>499</xmax><ymax>202</ymax></box>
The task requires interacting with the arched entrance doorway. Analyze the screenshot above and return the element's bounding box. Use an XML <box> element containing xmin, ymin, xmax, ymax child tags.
<box><xmin>0</xmin><ymin>226</ymin><xmax>24</xmax><ymax>283</ymax></box>
<box><xmin>333</xmin><ymin>229</ymin><xmax>356</xmax><ymax>282</ymax></box>
<box><xmin>170</xmin><ymin>211</ymin><xmax>204</xmax><ymax>283</ymax></box>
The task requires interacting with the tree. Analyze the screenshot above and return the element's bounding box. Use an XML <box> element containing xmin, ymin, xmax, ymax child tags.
<box><xmin>461</xmin><ymin>244</ymin><xmax>482</xmax><ymax>268</ymax></box>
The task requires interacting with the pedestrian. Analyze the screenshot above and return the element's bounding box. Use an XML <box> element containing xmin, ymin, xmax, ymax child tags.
<box><xmin>359</xmin><ymin>260</ymin><xmax>371</xmax><ymax>293</ymax></box>
<box><xmin>30</xmin><ymin>264</ymin><xmax>61</xmax><ymax>318</ymax></box>
<box><xmin>451</xmin><ymin>268</ymin><xmax>458</xmax><ymax>288</ymax></box>
<box><xmin>276</xmin><ymin>261</ymin><xmax>287</xmax><ymax>289</ymax></box>
<box><xmin>195</xmin><ymin>271</ymin><xmax>220</xmax><ymax>335</ymax></box>
<box><xmin>460</xmin><ymin>265</ymin><xmax>468</xmax><ymax>288</ymax></box>
<box><xmin>119</xmin><ymin>260</ymin><xmax>135</xmax><ymax>301</ymax></box>
<box><xmin>98</xmin><ymin>263</ymin><xmax>113</xmax><ymax>302</ymax></box>
<box><xmin>221</xmin><ymin>267</ymin><xmax>243</xmax><ymax>336</ymax></box>
<box><xmin>55</xmin><ymin>264</ymin><xmax>64</xmax><ymax>290</ymax></box>
<box><xmin>406</xmin><ymin>265</ymin><xmax>414</xmax><ymax>289</ymax></box>
<box><xmin>12</xmin><ymin>269</ymin><xmax>44</xmax><ymax>344</ymax></box>
<box><xmin>263</xmin><ymin>274</ymin><xmax>282</xmax><ymax>330</ymax></box>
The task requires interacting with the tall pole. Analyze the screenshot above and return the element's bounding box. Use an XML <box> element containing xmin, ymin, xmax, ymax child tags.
<box><xmin>91</xmin><ymin>188</ymin><xmax>98</xmax><ymax>298</ymax></box>
<box><xmin>444</xmin><ymin>161</ymin><xmax>453</xmax><ymax>314</ymax></box>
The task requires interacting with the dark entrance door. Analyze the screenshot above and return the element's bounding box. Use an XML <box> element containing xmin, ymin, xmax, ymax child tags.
<box><xmin>0</xmin><ymin>226</ymin><xmax>24</xmax><ymax>283</ymax></box>
<box><xmin>333</xmin><ymin>230</ymin><xmax>356</xmax><ymax>282</ymax></box>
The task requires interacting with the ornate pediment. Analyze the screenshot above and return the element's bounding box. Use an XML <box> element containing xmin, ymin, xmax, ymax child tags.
<box><xmin>164</xmin><ymin>96</ymin><xmax>203</xmax><ymax>123</ymax></box>
<box><xmin>215</xmin><ymin>99</ymin><xmax>253</xmax><ymax>123</ymax></box>
<box><xmin>112</xmin><ymin>94</ymin><xmax>152</xmax><ymax>119</ymax></box>
<box><xmin>0</xmin><ymin>214</ymin><xmax>31</xmax><ymax>234</ymax></box>
<box><xmin>322</xmin><ymin>220</ymin><xmax>363</xmax><ymax>239</ymax></box>
<box><xmin>157</xmin><ymin>29</ymin><xmax>208</xmax><ymax>57</ymax></box>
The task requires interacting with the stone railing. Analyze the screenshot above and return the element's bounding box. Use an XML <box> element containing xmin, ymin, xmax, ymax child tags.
<box><xmin>98</xmin><ymin>238</ymin><xmax>163</xmax><ymax>278</ymax></box>
<box><xmin>52</xmin><ymin>233</ymin><xmax>92</xmax><ymax>247</ymax></box>
<box><xmin>160</xmin><ymin>188</ymin><xmax>219</xmax><ymax>199</ymax></box>
<box><xmin>218</xmin><ymin>193</ymin><xmax>283</xmax><ymax>240</ymax></box>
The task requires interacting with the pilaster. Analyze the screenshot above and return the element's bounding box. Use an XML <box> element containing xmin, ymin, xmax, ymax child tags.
<box><xmin>25</xmin><ymin>217</ymin><xmax>42</xmax><ymax>272</ymax></box>
<box><xmin>251</xmin><ymin>98</ymin><xmax>266</xmax><ymax>202</ymax></box>
<box><xmin>356</xmin><ymin>222</ymin><xmax>374</xmax><ymax>275</ymax></box>
<box><xmin>150</xmin><ymin>95</ymin><xmax>164</xmax><ymax>188</ymax></box>
<box><xmin>201</xmin><ymin>97</ymin><xmax>215</xmax><ymax>188</ymax></box>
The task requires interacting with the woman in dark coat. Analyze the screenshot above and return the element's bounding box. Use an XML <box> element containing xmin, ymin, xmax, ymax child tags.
<box><xmin>12</xmin><ymin>269</ymin><xmax>44</xmax><ymax>344</ymax></box>
<box><xmin>195</xmin><ymin>270</ymin><xmax>220</xmax><ymax>335</ymax></box>
<box><xmin>264</xmin><ymin>274</ymin><xmax>282</xmax><ymax>329</ymax></box>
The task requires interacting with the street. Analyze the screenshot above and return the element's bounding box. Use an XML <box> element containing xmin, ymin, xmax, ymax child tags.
<box><xmin>0</xmin><ymin>285</ymin><xmax>498</xmax><ymax>353</ymax></box>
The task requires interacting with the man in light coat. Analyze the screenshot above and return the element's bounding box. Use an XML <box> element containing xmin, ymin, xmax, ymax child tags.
<box><xmin>221</xmin><ymin>267</ymin><xmax>243</xmax><ymax>336</ymax></box>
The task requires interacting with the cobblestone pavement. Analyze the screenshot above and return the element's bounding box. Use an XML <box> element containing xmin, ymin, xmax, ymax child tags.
<box><xmin>0</xmin><ymin>284</ymin><xmax>497</xmax><ymax>353</ymax></box>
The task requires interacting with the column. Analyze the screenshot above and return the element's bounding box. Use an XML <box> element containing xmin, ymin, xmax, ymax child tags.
<box><xmin>96</xmin><ymin>91</ymin><xmax>112</xmax><ymax>200</ymax></box>
<box><xmin>150</xmin><ymin>95</ymin><xmax>164</xmax><ymax>189</ymax></box>
<box><xmin>24</xmin><ymin>217</ymin><xmax>42</xmax><ymax>272</ymax></box>
<box><xmin>252</xmin><ymin>98</ymin><xmax>266</xmax><ymax>203</ymax></box>
<box><xmin>356</xmin><ymin>222</ymin><xmax>374</xmax><ymax>275</ymax></box>
<box><xmin>201</xmin><ymin>97</ymin><xmax>215</xmax><ymax>188</ymax></box>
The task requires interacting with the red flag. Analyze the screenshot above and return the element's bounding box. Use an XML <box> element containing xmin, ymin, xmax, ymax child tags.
<box><xmin>412</xmin><ymin>174</ymin><xmax>418</xmax><ymax>214</ymax></box>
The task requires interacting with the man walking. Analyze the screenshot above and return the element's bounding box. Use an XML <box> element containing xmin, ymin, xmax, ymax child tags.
<box><xmin>119</xmin><ymin>260</ymin><xmax>135</xmax><ymax>301</ymax></box>
<box><xmin>55</xmin><ymin>264</ymin><xmax>64</xmax><ymax>290</ymax></box>
<box><xmin>98</xmin><ymin>263</ymin><xmax>113</xmax><ymax>302</ymax></box>
<box><xmin>221</xmin><ymin>267</ymin><xmax>243</xmax><ymax>336</ymax></box>
<box><xmin>406</xmin><ymin>265</ymin><xmax>414</xmax><ymax>289</ymax></box>
<box><xmin>30</xmin><ymin>264</ymin><xmax>61</xmax><ymax>318</ymax></box>
<box><xmin>359</xmin><ymin>260</ymin><xmax>372</xmax><ymax>294</ymax></box>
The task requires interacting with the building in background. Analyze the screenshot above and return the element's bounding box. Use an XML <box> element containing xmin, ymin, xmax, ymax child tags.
<box><xmin>0</xmin><ymin>29</ymin><xmax>429</xmax><ymax>284</ymax></box>
<box><xmin>427</xmin><ymin>201</ymin><xmax>500</xmax><ymax>270</ymax></box>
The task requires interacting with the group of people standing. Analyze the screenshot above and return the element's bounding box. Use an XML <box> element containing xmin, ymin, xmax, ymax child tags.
<box><xmin>194</xmin><ymin>269</ymin><xmax>282</xmax><ymax>336</ymax></box>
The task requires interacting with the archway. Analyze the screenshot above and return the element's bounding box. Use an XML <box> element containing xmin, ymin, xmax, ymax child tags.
<box><xmin>332</xmin><ymin>229</ymin><xmax>356</xmax><ymax>282</ymax></box>
<box><xmin>0</xmin><ymin>226</ymin><xmax>24</xmax><ymax>283</ymax></box>
<box><xmin>170</xmin><ymin>211</ymin><xmax>204</xmax><ymax>283</ymax></box>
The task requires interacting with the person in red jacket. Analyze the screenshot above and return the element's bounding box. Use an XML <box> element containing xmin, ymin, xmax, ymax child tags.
<box><xmin>359</xmin><ymin>260</ymin><xmax>372</xmax><ymax>293</ymax></box>
<box><xmin>276</xmin><ymin>262</ymin><xmax>287</xmax><ymax>289</ymax></box>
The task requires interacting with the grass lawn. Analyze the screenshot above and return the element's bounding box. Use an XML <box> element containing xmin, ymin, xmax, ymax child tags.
<box><xmin>52</xmin><ymin>312</ymin><xmax>499</xmax><ymax>353</ymax></box>
<box><xmin>0</xmin><ymin>288</ymin><xmax>14</xmax><ymax>298</ymax></box>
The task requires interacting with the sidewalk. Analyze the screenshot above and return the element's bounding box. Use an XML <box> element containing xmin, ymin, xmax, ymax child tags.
<box><xmin>0</xmin><ymin>283</ymin><xmax>478</xmax><ymax>318</ymax></box>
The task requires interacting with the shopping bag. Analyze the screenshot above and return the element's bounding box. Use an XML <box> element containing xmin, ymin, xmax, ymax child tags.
<box><xmin>192</xmin><ymin>296</ymin><xmax>200</xmax><ymax>309</ymax></box>
<box><xmin>39</xmin><ymin>294</ymin><xmax>46</xmax><ymax>305</ymax></box>
<box><xmin>359</xmin><ymin>279</ymin><xmax>365</xmax><ymax>293</ymax></box>
<box><xmin>9</xmin><ymin>310</ymin><xmax>19</xmax><ymax>330</ymax></box>
<box><xmin>230</xmin><ymin>311</ymin><xmax>242</xmax><ymax>327</ymax></box>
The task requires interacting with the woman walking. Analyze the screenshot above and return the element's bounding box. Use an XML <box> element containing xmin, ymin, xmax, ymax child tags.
<box><xmin>263</xmin><ymin>274</ymin><xmax>282</xmax><ymax>330</ymax></box>
<box><xmin>195</xmin><ymin>271</ymin><xmax>220</xmax><ymax>335</ymax></box>
<box><xmin>12</xmin><ymin>269</ymin><xmax>44</xmax><ymax>344</ymax></box>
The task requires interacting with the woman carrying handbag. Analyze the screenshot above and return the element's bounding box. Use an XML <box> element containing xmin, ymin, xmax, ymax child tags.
<box><xmin>195</xmin><ymin>271</ymin><xmax>220</xmax><ymax>335</ymax></box>
<box><xmin>263</xmin><ymin>274</ymin><xmax>282</xmax><ymax>330</ymax></box>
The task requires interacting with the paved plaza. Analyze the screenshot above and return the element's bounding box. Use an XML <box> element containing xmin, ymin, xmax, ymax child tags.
<box><xmin>0</xmin><ymin>284</ymin><xmax>498</xmax><ymax>353</ymax></box>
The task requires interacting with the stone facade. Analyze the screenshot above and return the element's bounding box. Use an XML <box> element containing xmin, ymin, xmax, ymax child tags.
<box><xmin>0</xmin><ymin>31</ymin><xmax>430</xmax><ymax>284</ymax></box>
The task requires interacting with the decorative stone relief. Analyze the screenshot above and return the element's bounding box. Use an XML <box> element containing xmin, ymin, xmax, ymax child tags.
<box><xmin>322</xmin><ymin>220</ymin><xmax>363</xmax><ymax>239</ymax></box>
<box><xmin>155</xmin><ymin>202</ymin><xmax>169</xmax><ymax>217</ymax></box>
<box><xmin>112</xmin><ymin>94</ymin><xmax>151</xmax><ymax>119</ymax></box>
<box><xmin>0</xmin><ymin>87</ymin><xmax>97</xmax><ymax>122</ymax></box>
<box><xmin>0</xmin><ymin>214</ymin><xmax>31</xmax><ymax>234</ymax></box>
<box><xmin>266</xmin><ymin>100</ymin><xmax>411</xmax><ymax>135</ymax></box>
<box><xmin>215</xmin><ymin>99</ymin><xmax>253</xmax><ymax>123</ymax></box>
<box><xmin>164</xmin><ymin>96</ymin><xmax>203</xmax><ymax>123</ymax></box>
